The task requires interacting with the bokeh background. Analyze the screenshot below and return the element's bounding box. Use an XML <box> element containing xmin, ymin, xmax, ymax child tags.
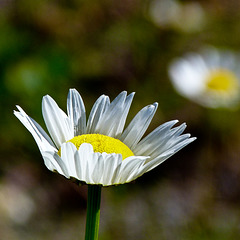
<box><xmin>1</xmin><ymin>0</ymin><xmax>240</xmax><ymax>239</ymax></box>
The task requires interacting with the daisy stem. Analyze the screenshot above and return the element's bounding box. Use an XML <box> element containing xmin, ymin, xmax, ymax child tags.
<box><xmin>85</xmin><ymin>185</ymin><xmax>102</xmax><ymax>240</ymax></box>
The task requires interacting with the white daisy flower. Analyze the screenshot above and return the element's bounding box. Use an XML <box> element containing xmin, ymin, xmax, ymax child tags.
<box><xmin>14</xmin><ymin>89</ymin><xmax>195</xmax><ymax>186</ymax></box>
<box><xmin>169</xmin><ymin>48</ymin><xmax>240</xmax><ymax>108</ymax></box>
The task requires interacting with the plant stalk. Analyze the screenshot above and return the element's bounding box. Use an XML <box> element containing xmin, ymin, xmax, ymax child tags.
<box><xmin>85</xmin><ymin>185</ymin><xmax>102</xmax><ymax>240</ymax></box>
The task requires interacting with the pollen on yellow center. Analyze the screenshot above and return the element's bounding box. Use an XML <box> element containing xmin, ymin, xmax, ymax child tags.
<box><xmin>66</xmin><ymin>134</ymin><xmax>134</xmax><ymax>160</ymax></box>
<box><xmin>206</xmin><ymin>69</ymin><xmax>239</xmax><ymax>93</ymax></box>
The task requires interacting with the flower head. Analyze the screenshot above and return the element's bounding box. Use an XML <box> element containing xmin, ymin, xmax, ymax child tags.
<box><xmin>168</xmin><ymin>48</ymin><xmax>240</xmax><ymax>108</ymax></box>
<box><xmin>14</xmin><ymin>89</ymin><xmax>195</xmax><ymax>186</ymax></box>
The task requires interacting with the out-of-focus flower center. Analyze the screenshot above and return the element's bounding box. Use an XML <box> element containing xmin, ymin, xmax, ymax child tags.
<box><xmin>67</xmin><ymin>134</ymin><xmax>134</xmax><ymax>160</ymax></box>
<box><xmin>206</xmin><ymin>69</ymin><xmax>238</xmax><ymax>93</ymax></box>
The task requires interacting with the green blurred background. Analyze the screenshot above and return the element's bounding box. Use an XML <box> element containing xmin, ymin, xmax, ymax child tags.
<box><xmin>1</xmin><ymin>0</ymin><xmax>240</xmax><ymax>239</ymax></box>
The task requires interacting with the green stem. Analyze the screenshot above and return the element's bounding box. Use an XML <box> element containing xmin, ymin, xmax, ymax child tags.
<box><xmin>85</xmin><ymin>185</ymin><xmax>102</xmax><ymax>240</ymax></box>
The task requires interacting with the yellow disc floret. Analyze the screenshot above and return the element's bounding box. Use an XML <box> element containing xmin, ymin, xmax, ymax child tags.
<box><xmin>206</xmin><ymin>69</ymin><xmax>239</xmax><ymax>93</ymax></box>
<box><xmin>66</xmin><ymin>134</ymin><xmax>134</xmax><ymax>160</ymax></box>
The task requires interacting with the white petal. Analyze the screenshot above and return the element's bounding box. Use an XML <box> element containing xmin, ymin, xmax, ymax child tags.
<box><xmin>14</xmin><ymin>106</ymin><xmax>56</xmax><ymax>152</ymax></box>
<box><xmin>42</xmin><ymin>151</ymin><xmax>70</xmax><ymax>178</ymax></box>
<box><xmin>87</xmin><ymin>152</ymin><xmax>103</xmax><ymax>184</ymax></box>
<box><xmin>42</xmin><ymin>95</ymin><xmax>74</xmax><ymax>148</ymax></box>
<box><xmin>30</xmin><ymin>117</ymin><xmax>55</xmax><ymax>148</ymax></box>
<box><xmin>108</xmin><ymin>157</ymin><xmax>123</xmax><ymax>185</ymax></box>
<box><xmin>116</xmin><ymin>156</ymin><xmax>148</xmax><ymax>184</ymax></box>
<box><xmin>135</xmin><ymin>122</ymin><xmax>189</xmax><ymax>159</ymax></box>
<box><xmin>140</xmin><ymin>136</ymin><xmax>196</xmax><ymax>173</ymax></box>
<box><xmin>14</xmin><ymin>106</ymin><xmax>71</xmax><ymax>178</ymax></box>
<box><xmin>150</xmin><ymin>125</ymin><xmax>192</xmax><ymax>158</ymax></box>
<box><xmin>91</xmin><ymin>154</ymin><xmax>104</xmax><ymax>184</ymax></box>
<box><xmin>73</xmin><ymin>147</ymin><xmax>82</xmax><ymax>180</ymax></box>
<box><xmin>97</xmin><ymin>92</ymin><xmax>127</xmax><ymax>136</ymax></box>
<box><xmin>120</xmin><ymin>102</ymin><xmax>158</xmax><ymax>149</ymax></box>
<box><xmin>67</xmin><ymin>89</ymin><xmax>86</xmax><ymax>136</ymax></box>
<box><xmin>97</xmin><ymin>92</ymin><xmax>135</xmax><ymax>138</ymax></box>
<box><xmin>165</xmin><ymin>136</ymin><xmax>196</xmax><ymax>156</ymax></box>
<box><xmin>60</xmin><ymin>142</ymin><xmax>78</xmax><ymax>178</ymax></box>
<box><xmin>115</xmin><ymin>92</ymin><xmax>135</xmax><ymax>137</ymax></box>
<box><xmin>86</xmin><ymin>95</ymin><xmax>110</xmax><ymax>133</ymax></box>
<box><xmin>101</xmin><ymin>154</ymin><xmax>122</xmax><ymax>186</ymax></box>
<box><xmin>137</xmin><ymin>151</ymin><xmax>174</xmax><ymax>175</ymax></box>
<box><xmin>133</xmin><ymin>120</ymin><xmax>179</xmax><ymax>155</ymax></box>
<box><xmin>77</xmin><ymin>143</ymin><xmax>95</xmax><ymax>181</ymax></box>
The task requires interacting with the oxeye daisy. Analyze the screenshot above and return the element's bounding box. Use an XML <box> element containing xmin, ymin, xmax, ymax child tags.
<box><xmin>14</xmin><ymin>89</ymin><xmax>195</xmax><ymax>240</ymax></box>
<box><xmin>168</xmin><ymin>48</ymin><xmax>240</xmax><ymax>108</ymax></box>
<box><xmin>14</xmin><ymin>89</ymin><xmax>195</xmax><ymax>186</ymax></box>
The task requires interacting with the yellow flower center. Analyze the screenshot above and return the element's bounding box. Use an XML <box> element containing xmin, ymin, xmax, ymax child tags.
<box><xmin>206</xmin><ymin>69</ymin><xmax>238</xmax><ymax>93</ymax></box>
<box><xmin>66</xmin><ymin>134</ymin><xmax>134</xmax><ymax>160</ymax></box>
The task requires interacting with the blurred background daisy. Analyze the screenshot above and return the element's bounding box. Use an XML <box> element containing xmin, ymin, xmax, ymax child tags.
<box><xmin>168</xmin><ymin>48</ymin><xmax>240</xmax><ymax>109</ymax></box>
<box><xmin>1</xmin><ymin>0</ymin><xmax>240</xmax><ymax>239</ymax></box>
